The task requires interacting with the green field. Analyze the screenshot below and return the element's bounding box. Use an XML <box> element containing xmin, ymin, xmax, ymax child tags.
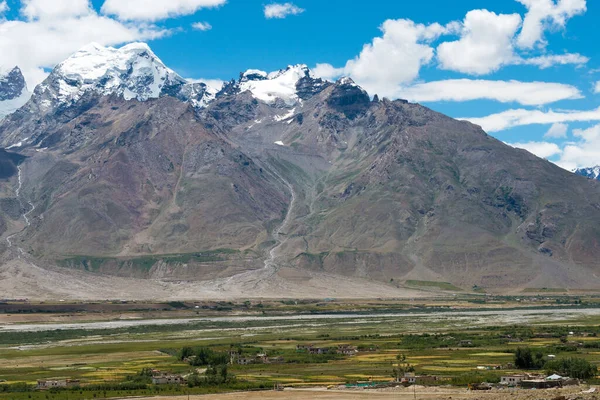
<box><xmin>1</xmin><ymin>298</ymin><xmax>600</xmax><ymax>399</ymax></box>
<box><xmin>405</xmin><ymin>280</ymin><xmax>463</xmax><ymax>291</ymax></box>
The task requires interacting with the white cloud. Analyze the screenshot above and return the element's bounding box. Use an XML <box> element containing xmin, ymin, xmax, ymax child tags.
<box><xmin>399</xmin><ymin>79</ymin><xmax>581</xmax><ymax>106</ymax></box>
<box><xmin>508</xmin><ymin>141</ymin><xmax>562</xmax><ymax>158</ymax></box>
<box><xmin>315</xmin><ymin>19</ymin><xmax>452</xmax><ymax>98</ymax></box>
<box><xmin>544</xmin><ymin>122</ymin><xmax>568</xmax><ymax>138</ymax></box>
<box><xmin>264</xmin><ymin>3</ymin><xmax>304</xmax><ymax>19</ymax></box>
<box><xmin>21</xmin><ymin>0</ymin><xmax>90</xmax><ymax>20</ymax></box>
<box><xmin>314</xmin><ymin>3</ymin><xmax>589</xmax><ymax>100</ymax></box>
<box><xmin>0</xmin><ymin>1</ymin><xmax>9</xmax><ymax>15</ymax></box>
<box><xmin>516</xmin><ymin>0</ymin><xmax>586</xmax><ymax>49</ymax></box>
<box><xmin>595</xmin><ymin>81</ymin><xmax>600</xmax><ymax>94</ymax></box>
<box><xmin>559</xmin><ymin>124</ymin><xmax>600</xmax><ymax>169</ymax></box>
<box><xmin>101</xmin><ymin>0</ymin><xmax>226</xmax><ymax>21</ymax></box>
<box><xmin>0</xmin><ymin>1</ymin><xmax>168</xmax><ymax>88</ymax></box>
<box><xmin>191</xmin><ymin>21</ymin><xmax>212</xmax><ymax>31</ymax></box>
<box><xmin>437</xmin><ymin>10</ymin><xmax>522</xmax><ymax>75</ymax></box>
<box><xmin>312</xmin><ymin>63</ymin><xmax>344</xmax><ymax>81</ymax></box>
<box><xmin>188</xmin><ymin>78</ymin><xmax>225</xmax><ymax>90</ymax></box>
<box><xmin>463</xmin><ymin>107</ymin><xmax>600</xmax><ymax>132</ymax></box>
<box><xmin>505</xmin><ymin>124</ymin><xmax>600</xmax><ymax>170</ymax></box>
<box><xmin>515</xmin><ymin>53</ymin><xmax>589</xmax><ymax>68</ymax></box>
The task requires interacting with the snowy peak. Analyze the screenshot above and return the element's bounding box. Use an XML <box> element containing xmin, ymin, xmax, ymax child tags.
<box><xmin>236</xmin><ymin>64</ymin><xmax>330</xmax><ymax>105</ymax></box>
<box><xmin>0</xmin><ymin>66</ymin><xmax>31</xmax><ymax>119</ymax></box>
<box><xmin>0</xmin><ymin>67</ymin><xmax>27</xmax><ymax>101</ymax></box>
<box><xmin>575</xmin><ymin>166</ymin><xmax>600</xmax><ymax>180</ymax></box>
<box><xmin>15</xmin><ymin>42</ymin><xmax>352</xmax><ymax>119</ymax></box>
<box><xmin>38</xmin><ymin>42</ymin><xmax>185</xmax><ymax>106</ymax></box>
<box><xmin>29</xmin><ymin>42</ymin><xmax>216</xmax><ymax>112</ymax></box>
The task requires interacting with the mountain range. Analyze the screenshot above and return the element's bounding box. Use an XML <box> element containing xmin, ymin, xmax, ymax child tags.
<box><xmin>1</xmin><ymin>42</ymin><xmax>599</xmax><ymax>299</ymax></box>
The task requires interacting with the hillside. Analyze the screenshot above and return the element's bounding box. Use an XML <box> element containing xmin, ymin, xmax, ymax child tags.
<box><xmin>1</xmin><ymin>43</ymin><xmax>599</xmax><ymax>298</ymax></box>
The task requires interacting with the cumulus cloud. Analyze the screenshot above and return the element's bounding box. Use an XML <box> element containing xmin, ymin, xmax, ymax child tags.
<box><xmin>0</xmin><ymin>1</ymin><xmax>168</xmax><ymax>88</ymax></box>
<box><xmin>21</xmin><ymin>0</ymin><xmax>90</xmax><ymax>20</ymax></box>
<box><xmin>264</xmin><ymin>3</ymin><xmax>304</xmax><ymax>19</ymax></box>
<box><xmin>508</xmin><ymin>141</ymin><xmax>562</xmax><ymax>158</ymax></box>
<box><xmin>516</xmin><ymin>0</ymin><xmax>587</xmax><ymax>49</ymax></box>
<box><xmin>559</xmin><ymin>124</ymin><xmax>600</xmax><ymax>169</ymax></box>
<box><xmin>312</xmin><ymin>63</ymin><xmax>344</xmax><ymax>81</ymax></box>
<box><xmin>399</xmin><ymin>79</ymin><xmax>581</xmax><ymax>106</ymax></box>
<box><xmin>506</xmin><ymin>123</ymin><xmax>600</xmax><ymax>169</ymax></box>
<box><xmin>314</xmin><ymin>19</ymin><xmax>453</xmax><ymax>98</ymax></box>
<box><xmin>314</xmin><ymin>2</ymin><xmax>589</xmax><ymax>100</ymax></box>
<box><xmin>437</xmin><ymin>10</ymin><xmax>522</xmax><ymax>75</ymax></box>
<box><xmin>463</xmin><ymin>107</ymin><xmax>600</xmax><ymax>132</ymax></box>
<box><xmin>544</xmin><ymin>122</ymin><xmax>568</xmax><ymax>138</ymax></box>
<box><xmin>191</xmin><ymin>21</ymin><xmax>212</xmax><ymax>31</ymax></box>
<box><xmin>595</xmin><ymin>81</ymin><xmax>600</xmax><ymax>94</ymax></box>
<box><xmin>101</xmin><ymin>0</ymin><xmax>226</xmax><ymax>21</ymax></box>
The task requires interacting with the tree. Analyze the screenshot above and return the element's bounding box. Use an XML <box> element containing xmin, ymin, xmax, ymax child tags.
<box><xmin>187</xmin><ymin>374</ymin><xmax>202</xmax><ymax>388</ymax></box>
<box><xmin>220</xmin><ymin>365</ymin><xmax>228</xmax><ymax>382</ymax></box>
<box><xmin>392</xmin><ymin>354</ymin><xmax>414</xmax><ymax>381</ymax></box>
<box><xmin>514</xmin><ymin>347</ymin><xmax>545</xmax><ymax>369</ymax></box>
<box><xmin>545</xmin><ymin>357</ymin><xmax>597</xmax><ymax>379</ymax></box>
<box><xmin>179</xmin><ymin>347</ymin><xmax>194</xmax><ymax>361</ymax></box>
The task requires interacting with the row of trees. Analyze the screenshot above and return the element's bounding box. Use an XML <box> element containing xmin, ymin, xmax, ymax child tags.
<box><xmin>514</xmin><ymin>347</ymin><xmax>597</xmax><ymax>379</ymax></box>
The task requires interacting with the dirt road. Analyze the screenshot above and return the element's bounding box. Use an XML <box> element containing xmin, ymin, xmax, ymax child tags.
<box><xmin>116</xmin><ymin>385</ymin><xmax>598</xmax><ymax>400</ymax></box>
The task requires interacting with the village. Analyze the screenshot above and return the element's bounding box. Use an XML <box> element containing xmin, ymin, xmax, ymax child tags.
<box><xmin>2</xmin><ymin>298</ymin><xmax>600</xmax><ymax>400</ymax></box>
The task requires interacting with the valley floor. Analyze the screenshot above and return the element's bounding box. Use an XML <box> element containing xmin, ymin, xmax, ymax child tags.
<box><xmin>2</xmin><ymin>298</ymin><xmax>600</xmax><ymax>399</ymax></box>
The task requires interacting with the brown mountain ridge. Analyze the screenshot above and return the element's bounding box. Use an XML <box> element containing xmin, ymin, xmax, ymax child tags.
<box><xmin>0</xmin><ymin>45</ymin><xmax>599</xmax><ymax>298</ymax></box>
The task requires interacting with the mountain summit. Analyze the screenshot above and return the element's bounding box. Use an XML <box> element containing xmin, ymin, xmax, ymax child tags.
<box><xmin>0</xmin><ymin>67</ymin><xmax>30</xmax><ymax>119</ymax></box>
<box><xmin>29</xmin><ymin>42</ymin><xmax>217</xmax><ymax>114</ymax></box>
<box><xmin>0</xmin><ymin>42</ymin><xmax>599</xmax><ymax>299</ymax></box>
<box><xmin>575</xmin><ymin>166</ymin><xmax>600</xmax><ymax>180</ymax></box>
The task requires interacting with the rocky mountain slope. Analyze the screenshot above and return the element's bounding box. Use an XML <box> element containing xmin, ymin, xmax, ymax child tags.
<box><xmin>0</xmin><ymin>67</ymin><xmax>30</xmax><ymax>119</ymax></box>
<box><xmin>0</xmin><ymin>42</ymin><xmax>599</xmax><ymax>298</ymax></box>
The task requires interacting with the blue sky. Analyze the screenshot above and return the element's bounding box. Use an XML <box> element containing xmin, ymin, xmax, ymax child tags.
<box><xmin>1</xmin><ymin>0</ymin><xmax>600</xmax><ymax>169</ymax></box>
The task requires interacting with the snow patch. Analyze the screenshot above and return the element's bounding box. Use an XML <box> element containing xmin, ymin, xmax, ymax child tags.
<box><xmin>239</xmin><ymin>65</ymin><xmax>310</xmax><ymax>105</ymax></box>
<box><xmin>274</xmin><ymin>108</ymin><xmax>295</xmax><ymax>122</ymax></box>
<box><xmin>338</xmin><ymin>77</ymin><xmax>358</xmax><ymax>87</ymax></box>
<box><xmin>6</xmin><ymin>137</ymin><xmax>29</xmax><ymax>149</ymax></box>
<box><xmin>274</xmin><ymin>141</ymin><xmax>285</xmax><ymax>146</ymax></box>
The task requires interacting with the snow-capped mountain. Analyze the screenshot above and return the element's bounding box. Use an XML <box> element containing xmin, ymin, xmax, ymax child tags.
<box><xmin>575</xmin><ymin>166</ymin><xmax>600</xmax><ymax>180</ymax></box>
<box><xmin>3</xmin><ymin>43</ymin><xmax>332</xmax><ymax>123</ymax></box>
<box><xmin>234</xmin><ymin>64</ymin><xmax>330</xmax><ymax>105</ymax></box>
<box><xmin>0</xmin><ymin>67</ymin><xmax>31</xmax><ymax>119</ymax></box>
<box><xmin>28</xmin><ymin>42</ymin><xmax>218</xmax><ymax>113</ymax></box>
